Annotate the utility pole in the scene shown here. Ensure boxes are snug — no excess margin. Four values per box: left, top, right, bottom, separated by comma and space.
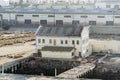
55, 68, 57, 77
2, 65, 4, 74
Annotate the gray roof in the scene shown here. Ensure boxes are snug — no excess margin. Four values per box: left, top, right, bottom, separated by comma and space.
90, 26, 120, 40
36, 26, 83, 37
90, 26, 120, 35
0, 7, 120, 15
41, 46, 74, 52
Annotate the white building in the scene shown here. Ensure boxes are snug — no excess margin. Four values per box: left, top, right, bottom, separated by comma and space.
90, 26, 120, 54
95, 0, 120, 9
9, 0, 95, 6
90, 39, 120, 54
0, 0, 9, 6
35, 25, 91, 59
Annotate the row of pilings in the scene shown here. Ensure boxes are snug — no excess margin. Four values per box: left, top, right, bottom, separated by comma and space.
78, 69, 94, 79
16, 58, 81, 76
0, 57, 34, 74
80, 63, 120, 80
3, 63, 21, 74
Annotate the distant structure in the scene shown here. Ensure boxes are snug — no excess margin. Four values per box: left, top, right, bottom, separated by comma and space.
0, 7, 120, 27
0, 0, 9, 6
90, 25, 120, 54
35, 25, 91, 59
9, 0, 95, 7
1, 0, 120, 27
95, 0, 120, 9
0, 14, 2, 27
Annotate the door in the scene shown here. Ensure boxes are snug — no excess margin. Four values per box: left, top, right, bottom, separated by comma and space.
53, 40, 56, 46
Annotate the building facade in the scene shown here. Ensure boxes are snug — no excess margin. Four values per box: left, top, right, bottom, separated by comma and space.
35, 25, 91, 59
95, 0, 120, 9
90, 26, 120, 54
90, 39, 120, 54
1, 7, 120, 26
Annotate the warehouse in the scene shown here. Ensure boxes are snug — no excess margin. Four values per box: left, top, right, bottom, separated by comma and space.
90, 26, 120, 54
0, 7, 120, 26
95, 0, 120, 9
35, 25, 91, 59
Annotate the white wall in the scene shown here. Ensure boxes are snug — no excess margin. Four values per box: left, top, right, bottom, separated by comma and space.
52, 5, 66, 9
36, 36, 82, 51
95, 2, 120, 9
90, 39, 120, 53
15, 13, 120, 26
38, 5, 51, 9
42, 51, 73, 59
2, 10, 117, 26
1, 13, 16, 20
2, 13, 9, 20
95, 2, 106, 8
68, 5, 83, 9
81, 26, 90, 57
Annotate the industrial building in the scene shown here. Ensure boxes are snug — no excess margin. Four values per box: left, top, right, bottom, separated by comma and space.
0, 0, 120, 27
35, 25, 91, 59
90, 26, 120, 54
95, 0, 120, 9
9, 0, 95, 7
0, 7, 120, 26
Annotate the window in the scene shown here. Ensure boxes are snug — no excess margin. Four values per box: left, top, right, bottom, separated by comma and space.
77, 40, 79, 45
40, 20, 47, 25
38, 39, 41, 43
81, 16, 88, 18
97, 16, 105, 18
106, 21, 114, 25
89, 21, 96, 25
65, 40, 68, 44
72, 20, 79, 25
72, 40, 75, 45
42, 39, 45, 43
25, 19, 31, 24
48, 15, 55, 17
115, 16, 120, 18
114, 5, 119, 9
32, 15, 39, 17
49, 39, 52, 44
64, 15, 71, 18
106, 5, 111, 8
56, 20, 63, 25
17, 15, 23, 17
61, 40, 63, 44
72, 52, 74, 56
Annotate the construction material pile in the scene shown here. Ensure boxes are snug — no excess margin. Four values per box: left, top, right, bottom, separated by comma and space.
0, 31, 35, 47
